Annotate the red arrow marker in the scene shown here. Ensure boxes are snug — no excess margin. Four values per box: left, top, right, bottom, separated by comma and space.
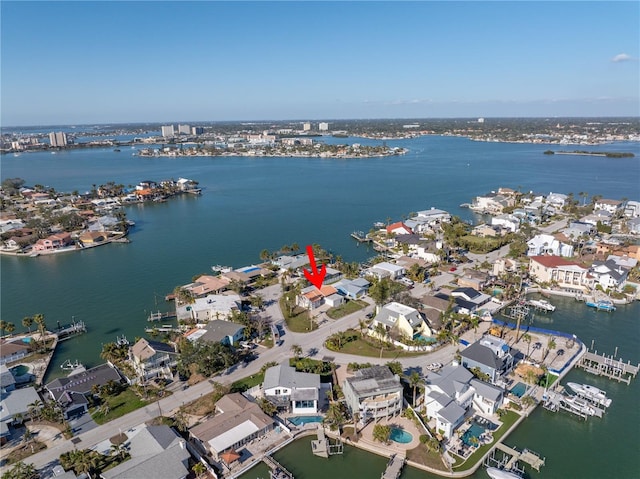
303, 244, 326, 290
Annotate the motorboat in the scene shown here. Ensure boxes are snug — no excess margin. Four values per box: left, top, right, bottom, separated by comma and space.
585, 299, 616, 312
486, 467, 523, 479
566, 382, 612, 407
526, 298, 556, 312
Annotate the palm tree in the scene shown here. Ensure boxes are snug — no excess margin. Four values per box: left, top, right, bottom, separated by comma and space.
28, 400, 42, 421
290, 344, 303, 360
425, 436, 441, 453
1, 461, 38, 479
522, 333, 532, 359
544, 337, 557, 361
22, 316, 33, 334
33, 313, 47, 339
409, 371, 421, 407
372, 424, 391, 444
192, 462, 207, 478
4, 322, 15, 336
469, 316, 479, 340
358, 319, 368, 339
0, 320, 6, 336
110, 442, 129, 460
325, 402, 346, 431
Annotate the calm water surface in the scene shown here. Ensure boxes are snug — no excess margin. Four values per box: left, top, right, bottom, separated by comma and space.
2, 136, 639, 477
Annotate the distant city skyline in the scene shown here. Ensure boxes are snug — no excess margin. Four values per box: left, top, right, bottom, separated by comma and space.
1, 1, 639, 126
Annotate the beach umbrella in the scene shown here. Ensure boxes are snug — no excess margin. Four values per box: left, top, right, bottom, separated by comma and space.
220, 449, 241, 464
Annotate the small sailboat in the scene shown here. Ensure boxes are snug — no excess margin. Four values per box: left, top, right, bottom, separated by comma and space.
60, 359, 82, 370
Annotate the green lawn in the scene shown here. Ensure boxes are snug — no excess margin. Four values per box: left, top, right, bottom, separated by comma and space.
231, 372, 265, 392
279, 294, 317, 333
326, 300, 367, 319
338, 336, 427, 359
452, 410, 521, 471
91, 388, 148, 425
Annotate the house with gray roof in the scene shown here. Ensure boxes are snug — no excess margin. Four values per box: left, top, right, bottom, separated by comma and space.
101, 424, 190, 479
460, 336, 515, 384
130, 338, 178, 382
333, 278, 370, 299
423, 364, 504, 439
371, 302, 431, 343
0, 364, 16, 392
45, 363, 122, 418
343, 365, 403, 422
0, 386, 41, 425
183, 320, 245, 346
262, 363, 321, 414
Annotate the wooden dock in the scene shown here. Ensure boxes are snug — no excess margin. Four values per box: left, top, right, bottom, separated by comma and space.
351, 231, 372, 242
311, 426, 343, 458
147, 310, 177, 322
381, 454, 405, 479
542, 388, 605, 420
494, 443, 545, 472
56, 320, 87, 341
576, 349, 639, 385
263, 455, 294, 479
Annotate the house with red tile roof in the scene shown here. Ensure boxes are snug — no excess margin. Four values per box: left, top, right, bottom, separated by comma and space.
32, 232, 73, 251
528, 256, 592, 292
296, 285, 340, 309
386, 222, 413, 235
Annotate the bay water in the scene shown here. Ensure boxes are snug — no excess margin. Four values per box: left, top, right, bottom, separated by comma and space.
1, 135, 639, 477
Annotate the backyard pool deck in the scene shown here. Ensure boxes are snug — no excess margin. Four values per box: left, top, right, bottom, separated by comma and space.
357, 416, 421, 453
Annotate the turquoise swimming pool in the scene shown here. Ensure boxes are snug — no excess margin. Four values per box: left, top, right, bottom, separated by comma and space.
389, 428, 413, 444
288, 415, 323, 426
462, 423, 485, 447
510, 382, 528, 398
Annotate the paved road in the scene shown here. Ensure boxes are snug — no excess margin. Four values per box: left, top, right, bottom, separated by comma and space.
25, 239, 538, 473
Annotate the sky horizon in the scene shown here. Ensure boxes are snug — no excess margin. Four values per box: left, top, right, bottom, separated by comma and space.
2, 1, 639, 126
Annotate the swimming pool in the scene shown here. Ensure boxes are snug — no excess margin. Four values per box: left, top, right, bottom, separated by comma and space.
510, 382, 528, 398
462, 423, 485, 447
288, 415, 323, 426
414, 334, 436, 344
389, 428, 413, 444
10, 364, 29, 376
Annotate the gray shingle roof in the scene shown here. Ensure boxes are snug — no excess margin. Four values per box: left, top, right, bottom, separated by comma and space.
263, 364, 320, 391
460, 343, 504, 370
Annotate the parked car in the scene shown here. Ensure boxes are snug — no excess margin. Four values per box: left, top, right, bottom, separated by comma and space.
449, 266, 457, 272
427, 362, 443, 371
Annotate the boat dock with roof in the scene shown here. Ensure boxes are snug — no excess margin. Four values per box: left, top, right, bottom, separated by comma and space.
484, 443, 545, 475
543, 387, 605, 420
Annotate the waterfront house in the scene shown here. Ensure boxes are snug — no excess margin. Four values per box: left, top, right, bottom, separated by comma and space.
408, 208, 452, 232
450, 288, 492, 314
528, 255, 591, 293
272, 254, 309, 272
589, 259, 630, 292
130, 338, 178, 382
78, 231, 107, 245
32, 232, 73, 252
423, 364, 504, 439
0, 340, 31, 365
460, 336, 516, 385
190, 393, 274, 462
324, 266, 343, 284
371, 302, 431, 343
184, 320, 245, 346
627, 217, 640, 234
262, 363, 321, 414
182, 275, 232, 298
471, 192, 514, 214
178, 293, 242, 322
343, 365, 403, 422
45, 363, 122, 419
386, 222, 413, 236
0, 386, 41, 426
527, 234, 574, 257
101, 424, 190, 479
333, 278, 370, 299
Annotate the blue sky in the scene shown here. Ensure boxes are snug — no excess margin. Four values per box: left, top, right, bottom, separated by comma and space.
1, 1, 638, 125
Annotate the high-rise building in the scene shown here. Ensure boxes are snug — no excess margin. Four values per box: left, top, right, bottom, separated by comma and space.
303, 122, 312, 131
49, 132, 67, 147
178, 124, 191, 135
191, 126, 204, 135
161, 125, 175, 137
319, 122, 329, 131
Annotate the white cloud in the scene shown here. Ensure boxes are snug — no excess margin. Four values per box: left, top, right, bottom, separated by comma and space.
611, 53, 635, 62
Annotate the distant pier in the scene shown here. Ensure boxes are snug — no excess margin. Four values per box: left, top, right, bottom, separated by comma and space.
56, 320, 87, 341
